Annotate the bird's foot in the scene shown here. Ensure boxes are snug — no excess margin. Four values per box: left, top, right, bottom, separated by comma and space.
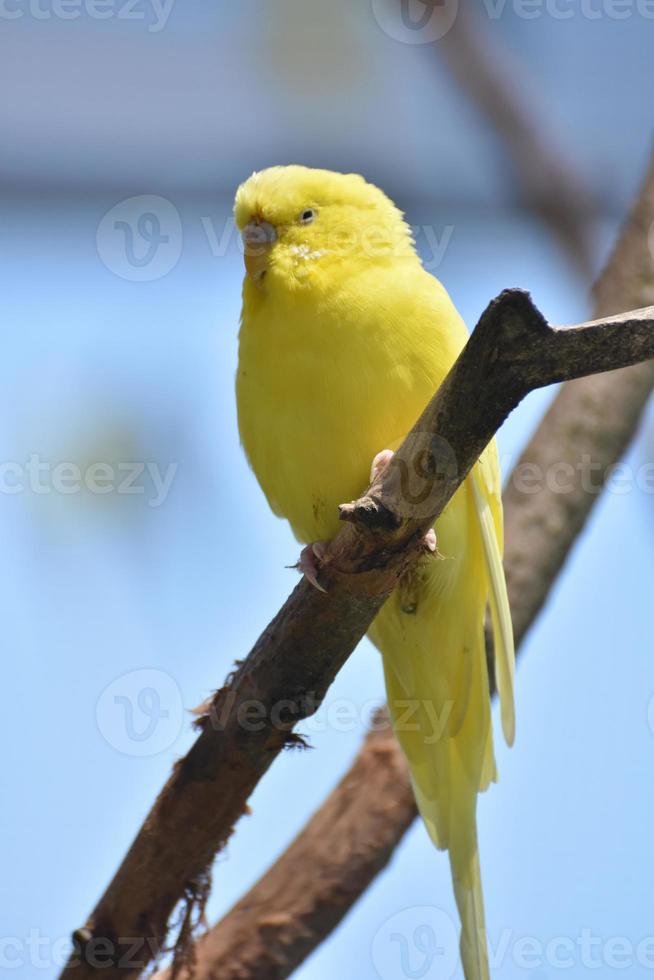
369, 448, 395, 482
423, 527, 438, 554
295, 540, 328, 593
370, 448, 437, 555
295, 447, 437, 594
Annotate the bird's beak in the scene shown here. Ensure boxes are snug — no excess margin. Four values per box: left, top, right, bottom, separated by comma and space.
241, 220, 277, 283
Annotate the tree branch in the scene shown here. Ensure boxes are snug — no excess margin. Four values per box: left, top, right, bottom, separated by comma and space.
61, 190, 654, 980
156, 157, 654, 980
436, 0, 599, 277
505, 159, 654, 644
159, 710, 415, 980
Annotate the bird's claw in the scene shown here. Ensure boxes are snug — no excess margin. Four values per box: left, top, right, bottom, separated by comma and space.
423, 527, 437, 554
295, 540, 328, 593
370, 448, 395, 483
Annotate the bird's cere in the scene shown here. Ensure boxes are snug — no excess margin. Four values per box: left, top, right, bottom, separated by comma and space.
241, 220, 277, 283
241, 220, 277, 247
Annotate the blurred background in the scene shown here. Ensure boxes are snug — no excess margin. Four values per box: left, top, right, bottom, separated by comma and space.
2, 2, 654, 978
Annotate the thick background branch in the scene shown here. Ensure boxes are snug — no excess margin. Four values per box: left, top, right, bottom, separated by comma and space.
62, 168, 654, 980
505, 159, 654, 645
164, 157, 654, 980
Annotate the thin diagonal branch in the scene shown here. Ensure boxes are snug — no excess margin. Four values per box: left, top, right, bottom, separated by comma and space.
159, 156, 654, 980
60, 184, 654, 980
437, 0, 599, 277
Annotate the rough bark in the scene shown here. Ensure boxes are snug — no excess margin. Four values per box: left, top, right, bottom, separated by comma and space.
157, 711, 414, 980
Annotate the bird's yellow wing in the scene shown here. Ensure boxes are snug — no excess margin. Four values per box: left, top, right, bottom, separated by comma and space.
472, 447, 516, 746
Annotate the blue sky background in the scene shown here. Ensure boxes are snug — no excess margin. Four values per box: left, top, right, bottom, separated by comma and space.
1, 3, 654, 978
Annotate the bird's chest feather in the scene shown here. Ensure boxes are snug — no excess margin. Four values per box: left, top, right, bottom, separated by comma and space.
237, 288, 436, 544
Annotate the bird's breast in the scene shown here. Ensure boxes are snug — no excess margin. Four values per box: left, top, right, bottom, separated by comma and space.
236, 269, 461, 544
238, 328, 424, 544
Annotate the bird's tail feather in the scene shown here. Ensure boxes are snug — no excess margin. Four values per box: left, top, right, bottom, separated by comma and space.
452, 837, 490, 980
381, 587, 494, 980
374, 464, 516, 980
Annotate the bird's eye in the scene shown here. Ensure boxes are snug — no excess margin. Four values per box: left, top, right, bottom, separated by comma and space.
299, 208, 316, 224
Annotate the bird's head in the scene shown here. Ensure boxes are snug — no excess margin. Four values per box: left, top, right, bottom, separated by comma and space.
234, 165, 415, 292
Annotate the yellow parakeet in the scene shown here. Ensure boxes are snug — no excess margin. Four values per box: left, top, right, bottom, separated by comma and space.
234, 165, 515, 980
